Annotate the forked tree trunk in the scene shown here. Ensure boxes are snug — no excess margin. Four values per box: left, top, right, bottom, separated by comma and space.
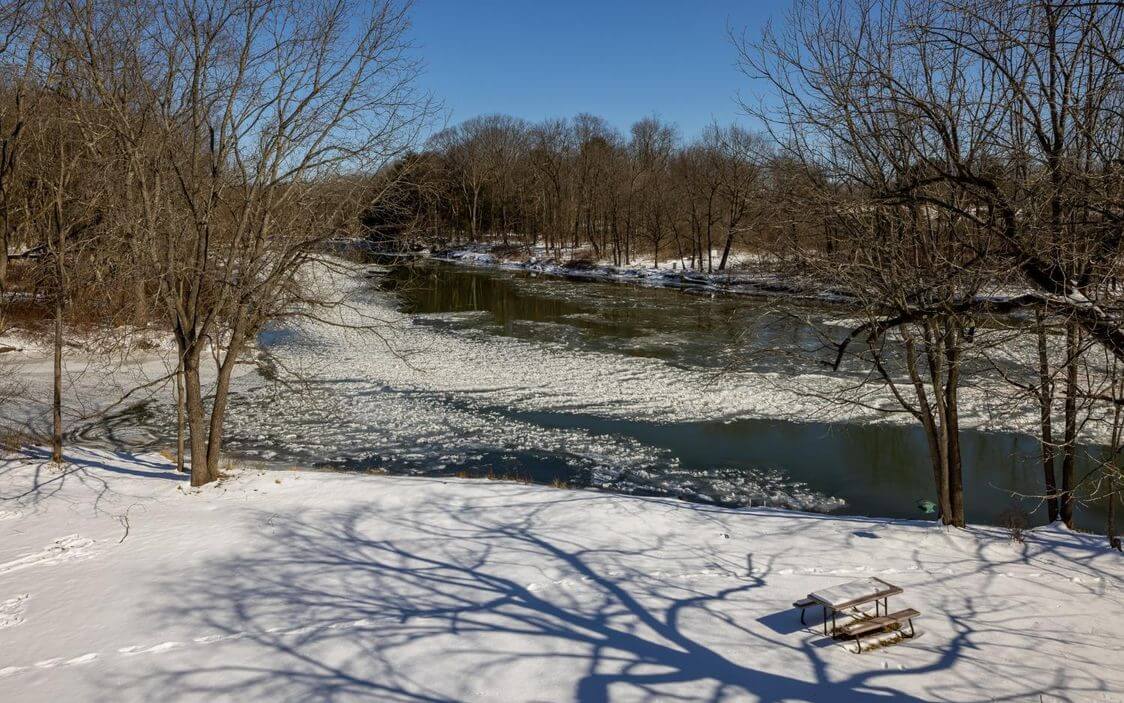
905, 336, 953, 523
925, 327, 955, 525
177, 321, 250, 486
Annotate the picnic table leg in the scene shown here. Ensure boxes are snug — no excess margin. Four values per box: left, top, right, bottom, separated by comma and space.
832, 611, 837, 637
822, 606, 828, 637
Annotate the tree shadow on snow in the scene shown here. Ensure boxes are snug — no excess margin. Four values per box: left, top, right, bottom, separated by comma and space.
121, 490, 1106, 702
0, 446, 183, 508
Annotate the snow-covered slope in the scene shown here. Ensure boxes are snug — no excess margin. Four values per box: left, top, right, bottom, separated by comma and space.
1, 447, 1120, 702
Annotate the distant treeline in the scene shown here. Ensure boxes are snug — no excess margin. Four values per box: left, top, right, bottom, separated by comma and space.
364, 114, 819, 272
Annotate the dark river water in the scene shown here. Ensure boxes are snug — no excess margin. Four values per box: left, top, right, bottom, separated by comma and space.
80, 260, 1112, 531
381, 263, 825, 372
377, 263, 1111, 531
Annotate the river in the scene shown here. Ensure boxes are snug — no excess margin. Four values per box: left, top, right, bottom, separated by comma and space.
82, 259, 1111, 530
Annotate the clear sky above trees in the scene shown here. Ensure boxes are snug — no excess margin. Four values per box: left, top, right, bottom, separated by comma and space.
409, 0, 784, 140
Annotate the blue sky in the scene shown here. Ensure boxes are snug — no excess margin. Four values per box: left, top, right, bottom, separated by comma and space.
409, 0, 788, 142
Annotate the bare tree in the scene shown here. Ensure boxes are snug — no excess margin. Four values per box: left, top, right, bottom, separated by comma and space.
0, 0, 41, 293
739, 0, 1123, 527
58, 0, 429, 486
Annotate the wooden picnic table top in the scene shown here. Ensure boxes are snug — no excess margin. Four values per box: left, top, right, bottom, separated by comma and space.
807, 577, 903, 611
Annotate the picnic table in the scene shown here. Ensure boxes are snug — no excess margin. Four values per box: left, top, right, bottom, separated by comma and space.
804, 577, 903, 637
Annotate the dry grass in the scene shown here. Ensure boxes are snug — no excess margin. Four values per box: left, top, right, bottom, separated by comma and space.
218, 455, 238, 478
998, 506, 1029, 543
452, 468, 535, 485
0, 428, 31, 453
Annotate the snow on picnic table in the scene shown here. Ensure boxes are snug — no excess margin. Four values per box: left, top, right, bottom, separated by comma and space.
0, 447, 1121, 702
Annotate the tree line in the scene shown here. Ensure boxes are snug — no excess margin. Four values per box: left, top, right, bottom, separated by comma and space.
368, 113, 801, 272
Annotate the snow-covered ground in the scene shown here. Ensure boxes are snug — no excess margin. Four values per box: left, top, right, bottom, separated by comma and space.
0, 447, 1120, 702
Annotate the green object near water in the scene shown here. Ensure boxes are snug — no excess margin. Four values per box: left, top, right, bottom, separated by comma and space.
917, 499, 938, 515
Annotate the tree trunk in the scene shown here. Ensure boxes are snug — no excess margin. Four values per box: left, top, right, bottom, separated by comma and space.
718, 208, 738, 271
705, 197, 714, 273
0, 222, 8, 292
1036, 310, 1059, 522
175, 353, 187, 473
1108, 474, 1118, 549
202, 329, 246, 480
718, 228, 735, 271
1061, 319, 1079, 528
944, 323, 964, 527
181, 346, 212, 487
51, 208, 66, 464
469, 186, 479, 242
51, 294, 63, 464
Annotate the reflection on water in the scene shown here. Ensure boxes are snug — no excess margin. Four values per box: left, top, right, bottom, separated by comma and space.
380, 263, 826, 372
512, 410, 1110, 529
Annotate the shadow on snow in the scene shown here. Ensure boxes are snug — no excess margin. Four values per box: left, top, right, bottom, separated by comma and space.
115, 487, 1111, 702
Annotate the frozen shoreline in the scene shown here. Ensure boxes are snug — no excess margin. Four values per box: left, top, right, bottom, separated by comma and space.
0, 446, 1120, 701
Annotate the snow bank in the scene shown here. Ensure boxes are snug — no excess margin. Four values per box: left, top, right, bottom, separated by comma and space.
0, 447, 1120, 702
430, 243, 836, 301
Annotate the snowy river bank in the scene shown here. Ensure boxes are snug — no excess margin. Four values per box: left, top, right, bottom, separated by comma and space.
0, 446, 1121, 702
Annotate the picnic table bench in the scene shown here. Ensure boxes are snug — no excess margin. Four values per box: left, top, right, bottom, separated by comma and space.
838, 608, 920, 651
794, 577, 920, 650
